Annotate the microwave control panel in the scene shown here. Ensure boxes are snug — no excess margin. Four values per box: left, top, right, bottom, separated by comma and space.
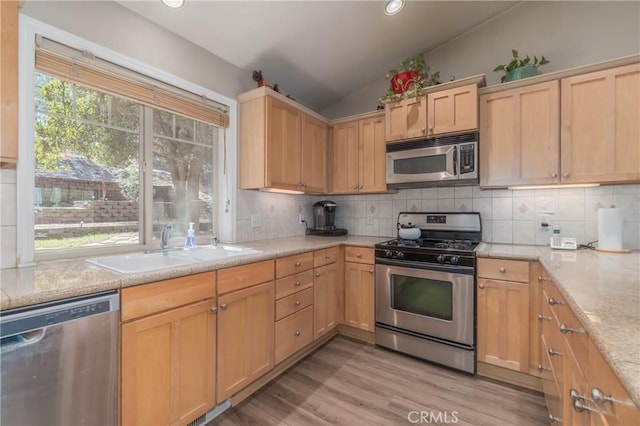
459, 143, 476, 175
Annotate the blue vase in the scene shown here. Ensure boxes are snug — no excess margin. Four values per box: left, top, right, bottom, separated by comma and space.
505, 65, 538, 82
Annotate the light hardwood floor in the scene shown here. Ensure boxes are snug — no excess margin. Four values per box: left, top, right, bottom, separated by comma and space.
212, 336, 549, 426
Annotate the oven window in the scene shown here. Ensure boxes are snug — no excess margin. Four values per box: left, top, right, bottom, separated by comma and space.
393, 154, 446, 175
390, 275, 453, 320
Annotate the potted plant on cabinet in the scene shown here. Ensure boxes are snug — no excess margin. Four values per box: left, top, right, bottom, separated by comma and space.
493, 49, 550, 83
381, 53, 441, 102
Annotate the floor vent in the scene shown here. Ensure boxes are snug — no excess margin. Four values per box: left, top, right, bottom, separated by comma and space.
187, 399, 232, 426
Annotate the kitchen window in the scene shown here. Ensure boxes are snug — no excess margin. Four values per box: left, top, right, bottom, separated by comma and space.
18, 30, 232, 264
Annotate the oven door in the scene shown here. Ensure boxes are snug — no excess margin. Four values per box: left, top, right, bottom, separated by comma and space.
375, 261, 474, 346
386, 144, 457, 185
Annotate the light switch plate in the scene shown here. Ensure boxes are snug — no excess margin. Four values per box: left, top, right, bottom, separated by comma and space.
250, 214, 261, 227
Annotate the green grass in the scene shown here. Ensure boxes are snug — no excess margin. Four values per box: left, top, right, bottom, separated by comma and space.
35, 232, 138, 249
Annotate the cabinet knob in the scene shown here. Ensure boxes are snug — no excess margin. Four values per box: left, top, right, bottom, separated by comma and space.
563, 172, 570, 178
302, 183, 307, 188
559, 323, 584, 334
356, 253, 362, 258
220, 303, 227, 311
298, 182, 303, 187
591, 388, 614, 405
537, 364, 550, 372
537, 275, 550, 283
421, 127, 426, 133
551, 173, 558, 179
548, 347, 562, 356
548, 297, 560, 306
315, 272, 321, 277
294, 300, 301, 306
538, 314, 552, 321
428, 126, 433, 132
294, 331, 301, 336
210, 306, 218, 314
358, 184, 363, 190
353, 184, 359, 190
294, 281, 301, 287
548, 414, 561, 424
325, 254, 331, 259
479, 283, 485, 289
295, 261, 301, 267
499, 267, 506, 273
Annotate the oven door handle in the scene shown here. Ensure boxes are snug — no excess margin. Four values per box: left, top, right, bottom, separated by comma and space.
375, 258, 475, 275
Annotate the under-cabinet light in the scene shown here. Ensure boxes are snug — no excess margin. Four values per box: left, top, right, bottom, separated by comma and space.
507, 183, 600, 190
384, 0, 405, 16
259, 188, 305, 195
161, 0, 184, 8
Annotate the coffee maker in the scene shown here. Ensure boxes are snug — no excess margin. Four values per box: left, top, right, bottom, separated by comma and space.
307, 200, 348, 236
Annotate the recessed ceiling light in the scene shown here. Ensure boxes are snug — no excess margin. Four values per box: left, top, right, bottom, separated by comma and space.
161, 0, 184, 9
384, 0, 405, 16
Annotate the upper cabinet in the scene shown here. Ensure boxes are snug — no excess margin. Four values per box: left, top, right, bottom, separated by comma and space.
480, 62, 640, 188
238, 88, 328, 193
331, 113, 386, 194
0, 0, 19, 167
480, 81, 560, 187
560, 63, 640, 184
384, 76, 484, 143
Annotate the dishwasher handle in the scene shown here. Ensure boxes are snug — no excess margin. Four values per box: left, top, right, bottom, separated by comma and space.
0, 291, 119, 339
1, 329, 46, 353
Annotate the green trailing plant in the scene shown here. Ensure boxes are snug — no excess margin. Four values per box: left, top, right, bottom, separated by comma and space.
381, 52, 441, 102
493, 49, 550, 82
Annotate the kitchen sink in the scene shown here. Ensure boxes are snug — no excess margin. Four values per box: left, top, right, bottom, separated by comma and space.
86, 245, 262, 274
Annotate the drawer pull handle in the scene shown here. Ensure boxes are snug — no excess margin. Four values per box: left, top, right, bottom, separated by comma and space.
325, 254, 331, 259
548, 414, 561, 424
294, 281, 301, 287
356, 253, 362, 258
210, 306, 218, 314
479, 283, 485, 289
316, 272, 321, 277
499, 267, 506, 273
295, 261, 301, 267
537, 364, 550, 372
220, 304, 227, 311
591, 388, 614, 405
538, 314, 552, 321
369, 269, 374, 274
548, 297, 560, 305
294, 300, 301, 306
559, 323, 584, 334
548, 348, 562, 356
570, 389, 585, 401
538, 275, 551, 283
572, 398, 592, 413
294, 331, 301, 336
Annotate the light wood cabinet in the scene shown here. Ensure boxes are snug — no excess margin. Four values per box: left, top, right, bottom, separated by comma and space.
274, 306, 314, 364
560, 63, 640, 184
344, 247, 375, 332
238, 88, 328, 193
121, 273, 216, 426
0, 0, 18, 166
427, 83, 478, 136
217, 262, 275, 402
477, 259, 530, 373
385, 96, 427, 142
332, 114, 386, 194
313, 262, 338, 339
479, 81, 560, 188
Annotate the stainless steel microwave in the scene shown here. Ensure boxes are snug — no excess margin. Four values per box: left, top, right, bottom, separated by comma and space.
386, 132, 478, 188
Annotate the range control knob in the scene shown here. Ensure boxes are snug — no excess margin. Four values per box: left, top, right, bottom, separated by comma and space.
437, 254, 446, 264
395, 251, 404, 259
450, 256, 460, 265
385, 250, 394, 258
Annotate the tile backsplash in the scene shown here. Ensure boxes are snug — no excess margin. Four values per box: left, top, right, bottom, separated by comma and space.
328, 184, 640, 250
0, 169, 17, 269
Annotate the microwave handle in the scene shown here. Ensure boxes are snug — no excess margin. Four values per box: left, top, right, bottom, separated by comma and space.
453, 146, 458, 176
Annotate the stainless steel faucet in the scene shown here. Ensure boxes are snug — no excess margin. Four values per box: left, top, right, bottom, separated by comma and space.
160, 223, 173, 249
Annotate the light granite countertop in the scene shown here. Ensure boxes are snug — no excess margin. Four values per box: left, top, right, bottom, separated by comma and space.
0, 235, 385, 310
477, 243, 640, 407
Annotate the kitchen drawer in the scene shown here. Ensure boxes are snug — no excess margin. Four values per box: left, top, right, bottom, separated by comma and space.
275, 306, 314, 364
218, 260, 274, 295
275, 287, 314, 321
276, 252, 314, 279
313, 247, 338, 268
477, 258, 529, 283
121, 272, 215, 321
344, 246, 374, 264
275, 270, 314, 299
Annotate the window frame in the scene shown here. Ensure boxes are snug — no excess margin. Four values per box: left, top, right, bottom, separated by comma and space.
18, 16, 238, 266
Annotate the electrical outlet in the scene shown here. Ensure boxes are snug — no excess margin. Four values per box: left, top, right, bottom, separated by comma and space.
299, 214, 305, 224
367, 213, 374, 225
539, 214, 552, 230
250, 214, 261, 227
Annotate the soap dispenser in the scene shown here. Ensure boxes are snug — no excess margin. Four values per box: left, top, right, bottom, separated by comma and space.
185, 222, 196, 249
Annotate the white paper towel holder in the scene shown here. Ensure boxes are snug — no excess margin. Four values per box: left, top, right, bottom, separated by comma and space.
595, 204, 631, 253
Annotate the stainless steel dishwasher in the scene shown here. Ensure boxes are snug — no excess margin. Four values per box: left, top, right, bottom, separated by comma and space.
1, 291, 119, 426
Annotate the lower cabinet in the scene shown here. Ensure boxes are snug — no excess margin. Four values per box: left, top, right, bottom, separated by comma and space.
275, 306, 314, 364
216, 261, 275, 402
477, 259, 530, 373
120, 273, 216, 426
313, 262, 338, 339
344, 248, 375, 332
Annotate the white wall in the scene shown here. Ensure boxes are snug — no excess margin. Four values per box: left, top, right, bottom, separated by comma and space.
322, 1, 640, 118
330, 185, 640, 250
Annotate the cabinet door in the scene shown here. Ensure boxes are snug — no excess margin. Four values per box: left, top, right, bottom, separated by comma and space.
359, 116, 387, 193
344, 262, 375, 332
427, 84, 477, 136
313, 263, 338, 339
332, 121, 360, 193
217, 281, 274, 402
121, 299, 216, 426
477, 278, 530, 372
385, 97, 427, 142
266, 97, 301, 191
480, 81, 560, 188
0, 0, 18, 166
561, 63, 640, 184
300, 114, 327, 193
